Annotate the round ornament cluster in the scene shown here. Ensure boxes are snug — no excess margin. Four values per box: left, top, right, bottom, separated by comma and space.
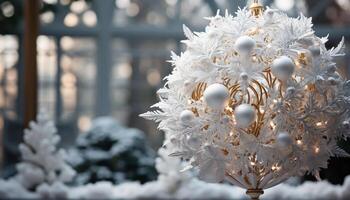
141, 7, 350, 190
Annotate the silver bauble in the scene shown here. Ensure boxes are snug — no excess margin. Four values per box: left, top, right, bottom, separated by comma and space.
276, 132, 293, 147
240, 72, 249, 81
342, 120, 350, 130
286, 87, 296, 96
204, 83, 229, 109
271, 56, 295, 81
234, 36, 256, 54
309, 46, 320, 57
180, 110, 195, 123
187, 135, 201, 149
234, 104, 256, 128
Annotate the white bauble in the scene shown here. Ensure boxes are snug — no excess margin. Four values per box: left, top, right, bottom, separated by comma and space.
180, 110, 195, 123
276, 132, 292, 147
316, 75, 325, 84
234, 36, 256, 54
271, 56, 295, 81
187, 135, 201, 149
222, 116, 230, 124
184, 80, 191, 87
327, 77, 339, 85
309, 46, 320, 57
204, 83, 229, 109
326, 65, 337, 74
240, 72, 249, 81
265, 8, 275, 19
342, 120, 350, 130
234, 104, 256, 128
286, 86, 296, 96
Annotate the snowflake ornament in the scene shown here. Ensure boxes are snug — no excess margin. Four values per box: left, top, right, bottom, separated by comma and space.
141, 2, 350, 199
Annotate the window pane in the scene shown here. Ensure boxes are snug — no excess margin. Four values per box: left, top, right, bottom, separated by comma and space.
112, 38, 177, 146
60, 36, 96, 133
37, 35, 57, 119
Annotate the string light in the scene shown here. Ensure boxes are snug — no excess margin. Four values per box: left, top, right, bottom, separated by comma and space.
316, 122, 323, 127
296, 140, 303, 145
314, 146, 320, 154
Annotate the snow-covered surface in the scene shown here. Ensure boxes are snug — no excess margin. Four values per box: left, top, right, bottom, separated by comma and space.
1, 122, 350, 199
2, 172, 350, 199
67, 177, 350, 200
68, 141, 350, 200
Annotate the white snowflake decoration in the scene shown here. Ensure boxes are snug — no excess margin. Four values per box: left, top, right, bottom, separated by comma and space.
141, 3, 350, 199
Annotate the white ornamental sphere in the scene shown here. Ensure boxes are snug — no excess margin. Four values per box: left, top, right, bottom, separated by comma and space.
276, 132, 293, 147
286, 87, 296, 96
309, 46, 320, 57
187, 135, 201, 149
184, 80, 191, 87
180, 110, 195, 123
271, 56, 295, 81
316, 75, 325, 84
234, 104, 256, 128
234, 36, 256, 53
240, 72, 249, 81
342, 120, 350, 130
204, 83, 229, 109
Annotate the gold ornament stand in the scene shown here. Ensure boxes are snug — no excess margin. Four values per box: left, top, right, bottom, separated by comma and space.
246, 2, 264, 200
246, 189, 264, 200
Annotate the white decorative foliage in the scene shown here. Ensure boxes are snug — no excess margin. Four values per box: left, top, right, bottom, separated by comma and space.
141, 5, 350, 192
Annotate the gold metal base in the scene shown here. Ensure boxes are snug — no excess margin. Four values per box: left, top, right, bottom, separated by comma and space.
246, 189, 264, 200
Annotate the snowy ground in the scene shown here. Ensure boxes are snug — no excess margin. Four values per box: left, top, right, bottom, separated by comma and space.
1, 116, 350, 199
67, 176, 350, 200
2, 175, 350, 199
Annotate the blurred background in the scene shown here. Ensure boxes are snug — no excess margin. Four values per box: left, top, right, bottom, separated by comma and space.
0, 0, 349, 185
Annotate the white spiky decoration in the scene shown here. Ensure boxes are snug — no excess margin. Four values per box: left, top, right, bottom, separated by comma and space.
15, 112, 76, 190
141, 2, 350, 199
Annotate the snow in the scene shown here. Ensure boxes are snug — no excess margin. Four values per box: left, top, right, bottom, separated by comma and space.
0, 179, 37, 199
68, 139, 350, 200
67, 176, 350, 200
1, 116, 350, 199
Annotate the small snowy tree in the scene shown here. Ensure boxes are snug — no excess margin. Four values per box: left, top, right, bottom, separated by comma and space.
67, 117, 157, 185
14, 112, 76, 191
